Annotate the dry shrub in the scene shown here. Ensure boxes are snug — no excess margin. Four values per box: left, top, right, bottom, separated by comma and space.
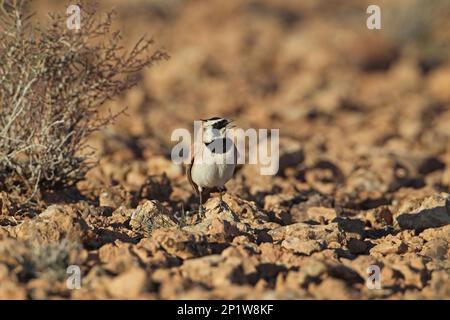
0, 0, 168, 205
15, 239, 82, 283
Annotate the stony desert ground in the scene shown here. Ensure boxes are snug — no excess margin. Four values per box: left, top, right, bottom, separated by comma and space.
1, 0, 450, 299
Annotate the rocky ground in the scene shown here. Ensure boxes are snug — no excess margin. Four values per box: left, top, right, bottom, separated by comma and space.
1, 0, 450, 299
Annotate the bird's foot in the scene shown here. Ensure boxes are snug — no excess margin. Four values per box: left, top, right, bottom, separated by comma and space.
196, 205, 205, 222
216, 199, 231, 212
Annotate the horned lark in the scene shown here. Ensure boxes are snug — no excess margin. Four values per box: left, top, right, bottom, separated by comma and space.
186, 117, 237, 217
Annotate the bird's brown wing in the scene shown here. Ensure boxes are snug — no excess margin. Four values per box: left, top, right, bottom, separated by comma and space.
186, 144, 211, 203
186, 146, 200, 195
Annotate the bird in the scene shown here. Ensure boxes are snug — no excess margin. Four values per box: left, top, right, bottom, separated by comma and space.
186, 117, 237, 218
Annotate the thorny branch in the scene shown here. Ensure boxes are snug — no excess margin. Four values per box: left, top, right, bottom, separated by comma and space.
0, 0, 169, 206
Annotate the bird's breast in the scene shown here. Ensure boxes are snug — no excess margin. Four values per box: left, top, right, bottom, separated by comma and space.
190, 138, 236, 188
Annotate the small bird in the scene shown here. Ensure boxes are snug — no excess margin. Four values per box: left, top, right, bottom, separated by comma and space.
186, 117, 237, 218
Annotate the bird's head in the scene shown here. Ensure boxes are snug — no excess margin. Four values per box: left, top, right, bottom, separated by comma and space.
200, 117, 234, 143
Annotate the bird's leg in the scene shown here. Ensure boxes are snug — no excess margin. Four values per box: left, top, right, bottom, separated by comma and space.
198, 187, 204, 219
219, 188, 223, 204
217, 187, 231, 212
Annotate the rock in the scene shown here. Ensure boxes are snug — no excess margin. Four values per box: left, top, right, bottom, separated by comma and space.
427, 67, 450, 103
425, 259, 450, 272
109, 206, 131, 225
392, 263, 425, 289
151, 270, 193, 299
340, 256, 380, 281
283, 271, 305, 289
406, 254, 427, 271
99, 186, 129, 209
138, 173, 173, 202
290, 194, 335, 223
310, 278, 358, 299
146, 155, 183, 178
347, 239, 368, 255
106, 267, 147, 299
334, 217, 365, 237
98, 159, 130, 183
326, 263, 365, 285
221, 246, 259, 277
217, 194, 269, 222
268, 222, 345, 246
428, 270, 450, 297
130, 200, 177, 236
210, 217, 242, 239
259, 243, 285, 264
0, 263, 9, 281
396, 193, 450, 231
420, 239, 448, 260
98, 241, 141, 273
180, 254, 247, 287
126, 167, 148, 190
405, 236, 424, 252
27, 278, 52, 300
306, 207, 337, 223
380, 266, 402, 288
370, 236, 408, 256
327, 241, 341, 249
282, 238, 323, 255
379, 207, 394, 225
255, 263, 286, 282
419, 225, 450, 242
278, 137, 304, 172
351, 34, 398, 71
304, 163, 341, 194
264, 193, 298, 211
204, 198, 239, 222
152, 229, 209, 259
379, 254, 428, 289
0, 280, 27, 299
301, 258, 328, 278
370, 241, 405, 256
13, 205, 88, 244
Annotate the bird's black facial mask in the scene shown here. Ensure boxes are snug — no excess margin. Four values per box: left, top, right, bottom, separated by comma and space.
211, 119, 229, 130
202, 118, 233, 143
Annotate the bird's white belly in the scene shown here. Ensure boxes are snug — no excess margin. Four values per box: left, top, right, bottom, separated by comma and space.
191, 162, 235, 189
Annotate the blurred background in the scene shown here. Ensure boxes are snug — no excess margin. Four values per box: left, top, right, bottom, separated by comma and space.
28, 0, 450, 206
